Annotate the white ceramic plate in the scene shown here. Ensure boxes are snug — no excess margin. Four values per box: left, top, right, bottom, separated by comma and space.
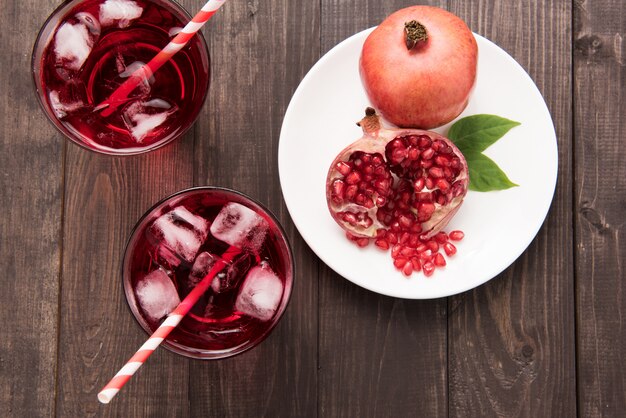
278, 28, 558, 299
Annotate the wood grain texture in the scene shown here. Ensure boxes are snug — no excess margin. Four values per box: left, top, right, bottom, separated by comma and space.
318, 2, 448, 417
0, 0, 63, 416
188, 1, 320, 416
55, 139, 196, 417
573, 0, 626, 416
447, 1, 576, 416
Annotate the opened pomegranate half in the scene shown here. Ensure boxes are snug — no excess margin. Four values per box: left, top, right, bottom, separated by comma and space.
326, 108, 468, 244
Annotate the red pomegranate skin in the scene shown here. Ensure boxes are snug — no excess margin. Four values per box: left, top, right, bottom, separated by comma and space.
360, 6, 478, 129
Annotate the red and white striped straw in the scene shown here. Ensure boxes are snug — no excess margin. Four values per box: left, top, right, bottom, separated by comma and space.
96, 0, 227, 117
97, 246, 240, 404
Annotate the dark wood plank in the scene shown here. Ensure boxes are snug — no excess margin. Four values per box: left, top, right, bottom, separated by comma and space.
574, 1, 626, 416
447, 1, 576, 416
188, 1, 320, 416
318, 2, 448, 417
56, 142, 195, 417
0, 0, 63, 416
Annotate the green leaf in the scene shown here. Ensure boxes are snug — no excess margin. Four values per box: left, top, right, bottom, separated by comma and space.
448, 114, 520, 154
464, 151, 519, 192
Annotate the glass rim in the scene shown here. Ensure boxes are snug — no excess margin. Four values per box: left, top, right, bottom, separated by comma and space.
121, 186, 296, 360
31, 0, 210, 156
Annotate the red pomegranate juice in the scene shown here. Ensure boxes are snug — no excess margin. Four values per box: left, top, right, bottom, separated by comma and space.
34, 0, 209, 154
123, 188, 293, 359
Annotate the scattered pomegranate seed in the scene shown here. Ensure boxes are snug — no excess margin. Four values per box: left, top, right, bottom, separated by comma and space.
423, 262, 435, 277
402, 262, 413, 276
433, 253, 446, 267
449, 230, 464, 241
443, 242, 456, 256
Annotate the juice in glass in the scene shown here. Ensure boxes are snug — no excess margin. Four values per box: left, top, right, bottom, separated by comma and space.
122, 187, 294, 359
32, 0, 210, 155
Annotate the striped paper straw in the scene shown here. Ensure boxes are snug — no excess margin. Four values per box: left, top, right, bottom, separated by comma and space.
97, 245, 240, 404
96, 0, 227, 117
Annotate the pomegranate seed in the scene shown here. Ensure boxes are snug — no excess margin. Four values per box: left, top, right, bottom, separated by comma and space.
345, 171, 361, 185
400, 232, 410, 245
398, 214, 413, 228
416, 243, 428, 253
423, 262, 435, 277
434, 231, 448, 244
410, 257, 422, 271
336, 161, 352, 175
443, 242, 457, 256
356, 212, 373, 228
419, 249, 433, 261
416, 192, 432, 202
436, 179, 450, 192
449, 230, 465, 241
425, 177, 434, 190
421, 148, 435, 160
391, 147, 407, 164
417, 202, 435, 222
408, 148, 420, 160
393, 257, 407, 270
435, 155, 450, 167
356, 238, 369, 247
400, 246, 415, 257
345, 185, 357, 200
451, 181, 464, 197
427, 240, 439, 252
408, 233, 419, 247
391, 244, 402, 258
402, 262, 413, 276
387, 232, 398, 244
433, 253, 446, 267
432, 139, 446, 151
375, 238, 389, 250
374, 178, 390, 192
341, 211, 357, 224
428, 167, 444, 178
418, 136, 432, 149
413, 178, 425, 192
421, 159, 433, 169
331, 179, 345, 202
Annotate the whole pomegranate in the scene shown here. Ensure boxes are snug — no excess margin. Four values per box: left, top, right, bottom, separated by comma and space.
326, 108, 468, 244
360, 6, 478, 129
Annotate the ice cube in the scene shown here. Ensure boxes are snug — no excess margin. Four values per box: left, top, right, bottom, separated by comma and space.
75, 12, 101, 36
211, 252, 254, 293
122, 99, 177, 142
148, 206, 209, 265
210, 203, 268, 251
235, 264, 283, 321
135, 268, 180, 321
49, 90, 84, 119
189, 251, 221, 287
54, 21, 94, 71
99, 0, 143, 28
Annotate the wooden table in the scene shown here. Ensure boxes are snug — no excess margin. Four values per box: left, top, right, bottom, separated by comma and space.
1, 0, 624, 416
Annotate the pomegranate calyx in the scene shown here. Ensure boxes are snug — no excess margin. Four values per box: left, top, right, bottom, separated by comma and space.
356, 107, 382, 135
404, 20, 428, 50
